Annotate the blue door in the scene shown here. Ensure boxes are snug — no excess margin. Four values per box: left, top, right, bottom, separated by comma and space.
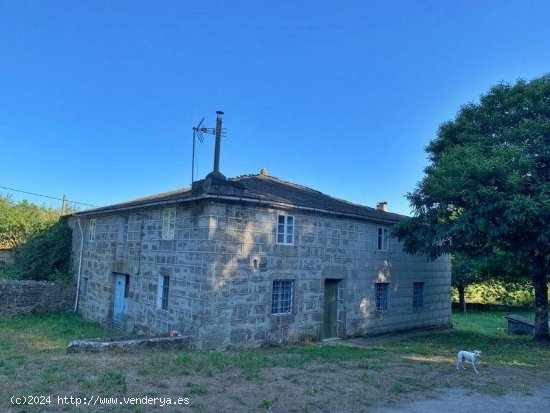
113, 273, 128, 328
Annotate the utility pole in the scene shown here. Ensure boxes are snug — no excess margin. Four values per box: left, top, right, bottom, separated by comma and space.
61, 194, 68, 214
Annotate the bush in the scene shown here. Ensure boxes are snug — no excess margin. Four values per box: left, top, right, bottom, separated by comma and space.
1, 219, 72, 282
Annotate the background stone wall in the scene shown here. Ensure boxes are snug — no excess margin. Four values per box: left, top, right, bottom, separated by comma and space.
0, 280, 76, 316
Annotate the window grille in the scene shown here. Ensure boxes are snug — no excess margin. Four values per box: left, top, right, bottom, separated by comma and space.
413, 282, 424, 308
272, 280, 293, 315
376, 282, 389, 311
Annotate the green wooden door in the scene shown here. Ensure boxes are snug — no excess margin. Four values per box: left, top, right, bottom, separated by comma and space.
323, 280, 339, 338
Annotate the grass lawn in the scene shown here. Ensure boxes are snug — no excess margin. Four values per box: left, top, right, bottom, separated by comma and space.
0, 311, 549, 412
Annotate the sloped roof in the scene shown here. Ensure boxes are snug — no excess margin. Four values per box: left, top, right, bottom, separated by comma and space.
75, 174, 405, 223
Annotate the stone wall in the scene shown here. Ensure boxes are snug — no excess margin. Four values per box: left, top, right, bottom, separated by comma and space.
0, 280, 76, 316
70, 199, 451, 349
69, 203, 213, 337
198, 202, 451, 348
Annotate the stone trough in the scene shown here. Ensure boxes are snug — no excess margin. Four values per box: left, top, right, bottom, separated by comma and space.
67, 335, 193, 353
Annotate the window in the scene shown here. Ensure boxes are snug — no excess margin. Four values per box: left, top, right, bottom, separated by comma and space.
377, 227, 389, 251
162, 208, 176, 240
375, 282, 389, 311
89, 219, 96, 241
157, 275, 170, 311
81, 277, 88, 297
271, 280, 293, 315
122, 216, 129, 243
277, 214, 294, 245
413, 282, 424, 308
124, 274, 130, 299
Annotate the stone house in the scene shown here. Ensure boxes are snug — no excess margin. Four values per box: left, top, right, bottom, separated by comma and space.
69, 171, 451, 349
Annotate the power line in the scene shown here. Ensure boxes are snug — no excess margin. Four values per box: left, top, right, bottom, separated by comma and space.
0, 185, 99, 208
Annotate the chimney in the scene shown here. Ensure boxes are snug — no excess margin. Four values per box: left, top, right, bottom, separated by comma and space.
376, 201, 388, 212
205, 110, 226, 181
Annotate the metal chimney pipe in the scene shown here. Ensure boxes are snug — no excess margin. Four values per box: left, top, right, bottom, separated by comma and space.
213, 111, 224, 174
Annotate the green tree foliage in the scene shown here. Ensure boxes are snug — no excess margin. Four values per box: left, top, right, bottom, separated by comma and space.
0, 195, 72, 282
0, 195, 59, 248
393, 75, 550, 341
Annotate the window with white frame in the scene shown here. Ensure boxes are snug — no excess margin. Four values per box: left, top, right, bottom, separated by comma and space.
375, 282, 389, 311
89, 219, 96, 241
122, 216, 129, 243
413, 282, 424, 308
277, 214, 294, 245
271, 280, 293, 315
157, 275, 170, 311
162, 208, 176, 240
377, 227, 389, 251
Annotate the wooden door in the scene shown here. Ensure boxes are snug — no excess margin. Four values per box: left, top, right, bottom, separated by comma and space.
323, 279, 339, 338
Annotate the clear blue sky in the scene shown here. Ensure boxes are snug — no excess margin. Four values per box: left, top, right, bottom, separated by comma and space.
1, 1, 549, 215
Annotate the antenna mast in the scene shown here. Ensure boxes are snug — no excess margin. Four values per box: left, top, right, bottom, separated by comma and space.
190, 111, 226, 184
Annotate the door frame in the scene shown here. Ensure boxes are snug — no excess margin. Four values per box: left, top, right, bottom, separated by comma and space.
322, 279, 341, 339
113, 273, 129, 328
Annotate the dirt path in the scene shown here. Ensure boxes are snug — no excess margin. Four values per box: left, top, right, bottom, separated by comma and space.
374, 387, 550, 413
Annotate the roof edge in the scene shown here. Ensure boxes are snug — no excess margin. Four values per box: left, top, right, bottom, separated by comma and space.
72, 193, 406, 224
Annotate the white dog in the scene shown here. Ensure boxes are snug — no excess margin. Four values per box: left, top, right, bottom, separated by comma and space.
456, 350, 481, 373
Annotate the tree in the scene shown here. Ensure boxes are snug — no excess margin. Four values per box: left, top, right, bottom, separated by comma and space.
0, 195, 59, 248
0, 195, 72, 281
393, 75, 550, 341
452, 254, 483, 314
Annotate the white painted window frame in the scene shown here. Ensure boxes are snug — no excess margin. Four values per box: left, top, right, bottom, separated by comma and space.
377, 227, 389, 251
276, 214, 295, 245
157, 275, 170, 311
89, 219, 96, 242
162, 208, 176, 240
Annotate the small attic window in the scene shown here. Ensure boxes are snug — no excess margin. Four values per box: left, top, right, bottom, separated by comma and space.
88, 219, 96, 242
162, 208, 176, 240
277, 214, 294, 245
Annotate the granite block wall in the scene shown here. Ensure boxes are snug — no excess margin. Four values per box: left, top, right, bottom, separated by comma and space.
70, 199, 451, 349
0, 280, 76, 316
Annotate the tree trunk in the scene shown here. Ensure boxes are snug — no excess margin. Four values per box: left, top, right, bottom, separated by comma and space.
532, 254, 549, 342
457, 284, 467, 314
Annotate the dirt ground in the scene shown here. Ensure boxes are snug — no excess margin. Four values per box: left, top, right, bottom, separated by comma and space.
374, 387, 550, 413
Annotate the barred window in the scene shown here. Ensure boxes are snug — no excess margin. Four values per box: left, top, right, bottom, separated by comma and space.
271, 280, 293, 315
413, 282, 424, 308
157, 275, 170, 311
89, 219, 96, 241
162, 208, 176, 240
377, 227, 389, 251
375, 282, 389, 311
277, 214, 294, 245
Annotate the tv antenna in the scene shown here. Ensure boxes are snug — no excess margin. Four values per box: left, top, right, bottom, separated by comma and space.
191, 112, 226, 184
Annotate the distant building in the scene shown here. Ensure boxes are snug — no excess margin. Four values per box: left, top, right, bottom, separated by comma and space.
69, 170, 451, 349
